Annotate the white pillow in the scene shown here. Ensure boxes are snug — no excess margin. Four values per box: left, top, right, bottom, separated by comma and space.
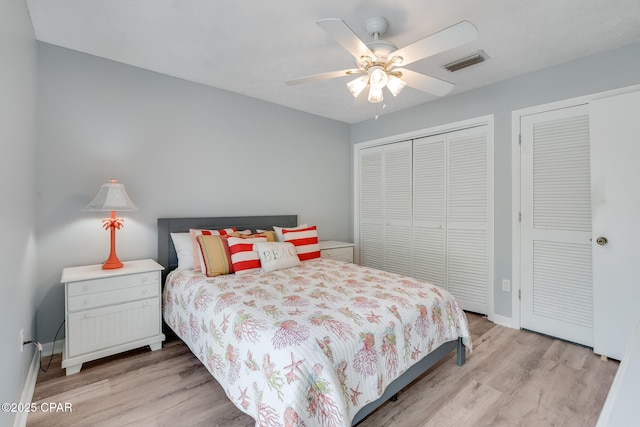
170, 232, 193, 270
273, 223, 308, 242
254, 242, 301, 273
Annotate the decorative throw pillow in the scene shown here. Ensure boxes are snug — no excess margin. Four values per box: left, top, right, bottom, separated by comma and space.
227, 236, 268, 275
229, 230, 276, 242
189, 228, 236, 272
282, 225, 321, 261
197, 234, 233, 277
170, 232, 194, 270
256, 230, 276, 242
254, 242, 301, 273
273, 223, 308, 242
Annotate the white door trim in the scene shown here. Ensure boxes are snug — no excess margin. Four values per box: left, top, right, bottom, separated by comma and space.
511, 83, 640, 330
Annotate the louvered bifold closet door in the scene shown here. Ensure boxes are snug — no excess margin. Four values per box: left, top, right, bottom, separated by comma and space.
447, 126, 489, 314
520, 104, 593, 346
359, 146, 384, 270
383, 141, 413, 276
413, 135, 446, 287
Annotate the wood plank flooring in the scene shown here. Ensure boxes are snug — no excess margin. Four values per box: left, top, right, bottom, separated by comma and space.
28, 314, 618, 427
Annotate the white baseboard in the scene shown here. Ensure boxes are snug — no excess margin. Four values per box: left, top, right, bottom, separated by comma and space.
13, 349, 40, 427
596, 318, 640, 427
489, 313, 514, 329
41, 338, 64, 356
12, 339, 65, 427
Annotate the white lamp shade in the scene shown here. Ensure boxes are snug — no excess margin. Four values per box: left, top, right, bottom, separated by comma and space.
83, 180, 138, 212
386, 75, 407, 97
367, 85, 384, 103
368, 66, 388, 90
347, 75, 369, 98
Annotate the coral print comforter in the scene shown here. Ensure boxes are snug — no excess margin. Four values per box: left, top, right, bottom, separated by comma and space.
162, 258, 471, 427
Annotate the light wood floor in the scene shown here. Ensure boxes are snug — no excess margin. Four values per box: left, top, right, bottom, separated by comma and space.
28, 314, 618, 427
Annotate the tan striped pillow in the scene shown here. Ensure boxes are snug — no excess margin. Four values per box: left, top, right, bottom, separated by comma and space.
228, 230, 277, 242
190, 228, 236, 272
197, 234, 233, 276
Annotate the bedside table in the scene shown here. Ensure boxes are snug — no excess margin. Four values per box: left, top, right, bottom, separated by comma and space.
61, 259, 165, 375
319, 241, 355, 263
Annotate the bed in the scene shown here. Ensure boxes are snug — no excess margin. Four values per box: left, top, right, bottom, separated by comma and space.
158, 215, 471, 426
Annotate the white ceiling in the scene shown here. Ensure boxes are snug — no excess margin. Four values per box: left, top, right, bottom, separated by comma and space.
26, 0, 640, 124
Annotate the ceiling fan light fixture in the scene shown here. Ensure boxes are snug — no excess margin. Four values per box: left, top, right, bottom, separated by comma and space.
389, 55, 403, 66
386, 75, 406, 97
292, 17, 479, 108
367, 85, 384, 103
347, 75, 369, 98
368, 66, 388, 90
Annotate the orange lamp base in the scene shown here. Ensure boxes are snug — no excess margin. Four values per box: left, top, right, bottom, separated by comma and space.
102, 211, 124, 270
102, 253, 124, 270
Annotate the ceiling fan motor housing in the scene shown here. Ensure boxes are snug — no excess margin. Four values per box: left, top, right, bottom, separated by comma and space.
365, 16, 389, 37
363, 17, 398, 64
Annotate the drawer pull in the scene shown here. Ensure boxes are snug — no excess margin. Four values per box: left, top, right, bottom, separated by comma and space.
84, 313, 92, 319
142, 277, 148, 283
142, 302, 148, 307
142, 289, 148, 294
83, 284, 90, 291
84, 299, 90, 305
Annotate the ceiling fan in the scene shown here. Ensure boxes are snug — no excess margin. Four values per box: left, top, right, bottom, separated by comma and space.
286, 17, 479, 103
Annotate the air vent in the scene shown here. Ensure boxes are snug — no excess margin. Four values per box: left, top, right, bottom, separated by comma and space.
444, 50, 488, 72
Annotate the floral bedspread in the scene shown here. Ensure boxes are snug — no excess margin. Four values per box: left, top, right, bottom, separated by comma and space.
162, 258, 471, 427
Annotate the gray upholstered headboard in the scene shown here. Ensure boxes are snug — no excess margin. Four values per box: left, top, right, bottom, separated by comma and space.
157, 215, 298, 282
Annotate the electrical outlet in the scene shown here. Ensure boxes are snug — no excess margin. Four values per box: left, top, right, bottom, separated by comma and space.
20, 329, 24, 353
501, 279, 511, 292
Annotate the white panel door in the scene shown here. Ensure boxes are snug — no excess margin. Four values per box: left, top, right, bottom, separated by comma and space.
447, 126, 489, 314
383, 141, 413, 276
591, 90, 640, 360
520, 104, 594, 346
359, 146, 384, 270
358, 142, 412, 274
413, 135, 447, 287
358, 121, 492, 316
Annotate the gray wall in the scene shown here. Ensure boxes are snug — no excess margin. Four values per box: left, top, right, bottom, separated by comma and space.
0, 1, 38, 426
35, 43, 352, 343
351, 41, 640, 318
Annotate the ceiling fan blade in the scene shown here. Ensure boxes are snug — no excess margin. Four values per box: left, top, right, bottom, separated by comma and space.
399, 69, 454, 97
286, 69, 362, 86
316, 18, 375, 60
392, 21, 479, 67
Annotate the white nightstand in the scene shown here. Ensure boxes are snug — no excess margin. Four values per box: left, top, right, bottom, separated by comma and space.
319, 241, 355, 263
61, 259, 165, 375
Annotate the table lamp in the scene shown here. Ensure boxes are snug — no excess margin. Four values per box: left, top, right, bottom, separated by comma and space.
83, 179, 138, 269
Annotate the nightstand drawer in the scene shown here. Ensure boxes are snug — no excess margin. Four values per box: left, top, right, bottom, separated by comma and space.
67, 298, 160, 357
67, 271, 158, 297
321, 246, 354, 263
68, 283, 159, 312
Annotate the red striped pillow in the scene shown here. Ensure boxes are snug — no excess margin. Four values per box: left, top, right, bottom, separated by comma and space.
190, 228, 236, 272
282, 225, 320, 261
227, 236, 268, 275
